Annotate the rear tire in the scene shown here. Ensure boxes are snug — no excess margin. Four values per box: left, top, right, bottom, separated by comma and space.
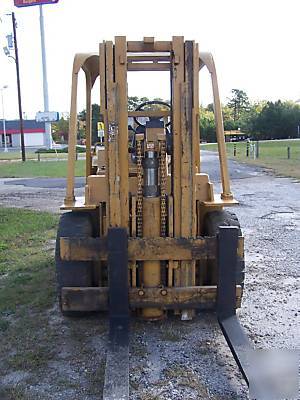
55, 212, 93, 316
203, 210, 245, 289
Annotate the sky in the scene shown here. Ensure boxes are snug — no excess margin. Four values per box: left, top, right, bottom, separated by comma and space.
0, 0, 299, 120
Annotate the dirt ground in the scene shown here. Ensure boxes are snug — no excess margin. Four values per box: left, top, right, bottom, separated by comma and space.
0, 152, 299, 399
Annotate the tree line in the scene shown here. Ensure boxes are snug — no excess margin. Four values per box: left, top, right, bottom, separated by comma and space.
52, 91, 300, 143
200, 89, 300, 142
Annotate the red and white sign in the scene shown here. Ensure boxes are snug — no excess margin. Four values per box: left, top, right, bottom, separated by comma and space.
14, 0, 59, 7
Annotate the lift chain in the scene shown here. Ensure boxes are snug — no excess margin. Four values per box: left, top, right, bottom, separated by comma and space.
136, 138, 143, 238
159, 140, 167, 237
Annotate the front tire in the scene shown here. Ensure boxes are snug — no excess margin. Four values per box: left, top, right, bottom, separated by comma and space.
55, 212, 93, 316
203, 210, 245, 289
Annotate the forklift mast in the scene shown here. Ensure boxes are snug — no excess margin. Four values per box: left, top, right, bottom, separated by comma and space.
57, 37, 257, 398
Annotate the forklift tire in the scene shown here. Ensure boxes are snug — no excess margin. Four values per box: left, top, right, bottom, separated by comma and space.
203, 210, 245, 288
55, 212, 93, 316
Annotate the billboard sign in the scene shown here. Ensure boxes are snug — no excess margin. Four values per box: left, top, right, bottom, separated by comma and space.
36, 111, 59, 123
14, 0, 59, 7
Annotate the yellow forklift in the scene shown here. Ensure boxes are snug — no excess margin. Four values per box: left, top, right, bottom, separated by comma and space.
56, 37, 254, 399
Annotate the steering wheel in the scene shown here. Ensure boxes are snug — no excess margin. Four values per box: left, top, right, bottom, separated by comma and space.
133, 100, 171, 127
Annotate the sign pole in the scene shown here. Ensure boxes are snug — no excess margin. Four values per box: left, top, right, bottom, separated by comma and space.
12, 12, 26, 161
39, 4, 52, 149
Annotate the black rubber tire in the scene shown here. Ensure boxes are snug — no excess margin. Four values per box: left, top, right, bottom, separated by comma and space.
203, 210, 245, 287
55, 212, 93, 315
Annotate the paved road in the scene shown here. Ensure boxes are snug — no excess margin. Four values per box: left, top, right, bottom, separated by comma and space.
0, 151, 264, 212
3, 151, 263, 190
5, 177, 85, 189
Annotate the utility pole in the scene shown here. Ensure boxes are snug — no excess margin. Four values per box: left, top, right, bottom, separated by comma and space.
0, 86, 8, 152
39, 5, 52, 149
13, 0, 59, 149
12, 12, 26, 161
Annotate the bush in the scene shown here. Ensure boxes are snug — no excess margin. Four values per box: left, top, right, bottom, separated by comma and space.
35, 146, 86, 154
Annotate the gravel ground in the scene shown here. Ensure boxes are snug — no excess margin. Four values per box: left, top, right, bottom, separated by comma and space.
0, 152, 299, 399
0, 177, 84, 213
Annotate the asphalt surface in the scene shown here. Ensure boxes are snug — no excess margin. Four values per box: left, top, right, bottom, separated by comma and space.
0, 151, 264, 213
0, 151, 299, 399
4, 177, 85, 189
2, 152, 262, 190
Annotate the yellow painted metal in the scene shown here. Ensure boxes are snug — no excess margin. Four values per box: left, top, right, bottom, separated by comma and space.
85, 72, 92, 178
128, 62, 170, 71
141, 197, 164, 319
127, 41, 171, 52
179, 41, 199, 320
60, 37, 243, 318
128, 110, 170, 118
199, 52, 233, 200
64, 53, 99, 206
171, 37, 184, 300
115, 36, 129, 229
61, 286, 242, 312
201, 194, 239, 207
192, 42, 200, 173
61, 196, 97, 211
60, 235, 219, 261
106, 41, 121, 226
64, 59, 78, 205
171, 36, 184, 239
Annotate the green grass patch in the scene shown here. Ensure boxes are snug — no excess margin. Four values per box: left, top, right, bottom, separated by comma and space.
0, 151, 76, 161
0, 159, 85, 178
0, 207, 59, 378
8, 343, 56, 370
35, 145, 85, 154
160, 324, 181, 342
0, 208, 58, 313
0, 208, 109, 395
86, 361, 106, 395
2, 312, 59, 375
163, 365, 211, 398
0, 151, 36, 161
0, 317, 10, 332
0, 385, 30, 400
203, 139, 300, 179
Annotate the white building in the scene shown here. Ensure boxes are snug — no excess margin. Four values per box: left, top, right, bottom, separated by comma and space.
0, 119, 46, 148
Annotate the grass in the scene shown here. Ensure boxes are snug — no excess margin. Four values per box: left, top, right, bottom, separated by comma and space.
203, 139, 300, 179
0, 151, 36, 160
131, 340, 148, 358
0, 151, 75, 161
0, 385, 31, 400
86, 361, 106, 395
163, 365, 211, 398
0, 207, 58, 317
2, 139, 299, 180
0, 208, 58, 279
0, 208, 58, 316
160, 323, 181, 342
0, 159, 85, 178
8, 340, 56, 370
0, 207, 108, 397
0, 208, 58, 374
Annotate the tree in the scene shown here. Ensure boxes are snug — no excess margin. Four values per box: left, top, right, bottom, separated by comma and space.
253, 101, 300, 139
78, 104, 102, 143
52, 117, 69, 143
222, 106, 238, 131
227, 89, 250, 121
199, 106, 216, 142
127, 96, 170, 111
128, 96, 149, 111
236, 102, 265, 139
